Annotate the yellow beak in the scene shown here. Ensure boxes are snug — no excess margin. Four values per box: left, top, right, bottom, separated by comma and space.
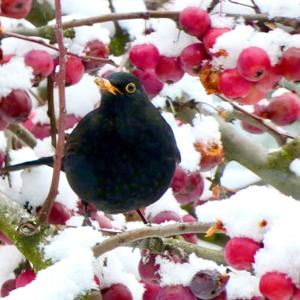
95, 78, 123, 96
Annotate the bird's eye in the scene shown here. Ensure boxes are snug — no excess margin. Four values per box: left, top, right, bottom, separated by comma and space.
125, 82, 136, 94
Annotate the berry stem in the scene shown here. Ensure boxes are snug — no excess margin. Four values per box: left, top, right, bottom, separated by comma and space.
37, 0, 66, 225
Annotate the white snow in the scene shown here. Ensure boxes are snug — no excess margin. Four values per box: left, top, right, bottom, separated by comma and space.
289, 159, 300, 176
157, 253, 227, 286
5, 249, 95, 300
145, 188, 186, 219
0, 246, 23, 287
0, 57, 33, 97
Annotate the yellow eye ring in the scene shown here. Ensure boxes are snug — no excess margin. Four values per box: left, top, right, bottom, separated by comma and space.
125, 82, 136, 94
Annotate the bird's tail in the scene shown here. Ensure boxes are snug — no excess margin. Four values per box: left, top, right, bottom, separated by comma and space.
2, 156, 55, 173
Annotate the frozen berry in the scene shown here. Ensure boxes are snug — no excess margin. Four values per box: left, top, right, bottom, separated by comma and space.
179, 43, 208, 76
237, 47, 271, 82
219, 68, 252, 99
155, 56, 184, 84
132, 69, 164, 97
279, 47, 300, 81
129, 43, 160, 70
1, 0, 32, 19
15, 270, 36, 288
259, 272, 295, 300
24, 50, 54, 77
0, 90, 31, 123
224, 237, 262, 270
83, 39, 109, 71
102, 283, 133, 300
179, 7, 210, 38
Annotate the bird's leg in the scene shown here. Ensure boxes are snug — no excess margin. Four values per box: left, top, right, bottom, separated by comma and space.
82, 200, 93, 227
136, 209, 149, 225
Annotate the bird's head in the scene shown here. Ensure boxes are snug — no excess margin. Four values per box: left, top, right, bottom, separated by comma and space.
95, 72, 144, 98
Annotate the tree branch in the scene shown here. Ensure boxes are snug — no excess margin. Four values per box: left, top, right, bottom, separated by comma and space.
37, 0, 66, 224
93, 222, 212, 257
217, 116, 300, 200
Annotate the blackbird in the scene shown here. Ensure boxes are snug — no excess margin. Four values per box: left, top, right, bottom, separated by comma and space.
5, 72, 181, 214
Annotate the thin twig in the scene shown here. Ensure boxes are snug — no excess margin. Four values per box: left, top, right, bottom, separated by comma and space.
249, 0, 260, 13
217, 95, 293, 146
47, 77, 57, 148
92, 222, 211, 257
59, 11, 179, 30
228, 0, 255, 10
207, 0, 220, 13
1, 31, 117, 67
37, 0, 66, 225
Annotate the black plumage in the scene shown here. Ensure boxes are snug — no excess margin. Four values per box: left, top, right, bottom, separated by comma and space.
4, 72, 180, 214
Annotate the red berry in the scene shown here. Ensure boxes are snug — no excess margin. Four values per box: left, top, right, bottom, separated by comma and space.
156, 285, 196, 300
155, 56, 184, 84
138, 253, 161, 285
255, 65, 282, 93
90, 211, 113, 229
259, 272, 295, 300
24, 50, 54, 77
171, 166, 204, 204
36, 202, 72, 225
0, 90, 31, 123
279, 47, 300, 81
0, 54, 13, 65
1, 0, 32, 19
219, 68, 253, 99
236, 86, 266, 105
179, 43, 208, 76
15, 270, 36, 288
237, 47, 271, 82
102, 283, 133, 300
54, 56, 85, 86
48, 202, 72, 225
224, 237, 262, 270
190, 269, 229, 300
129, 43, 160, 70
265, 92, 300, 126
1, 279, 16, 297
83, 39, 109, 71
203, 28, 231, 52
149, 210, 181, 224
292, 288, 300, 300
66, 56, 85, 86
143, 283, 160, 300
179, 7, 210, 38
132, 69, 164, 97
